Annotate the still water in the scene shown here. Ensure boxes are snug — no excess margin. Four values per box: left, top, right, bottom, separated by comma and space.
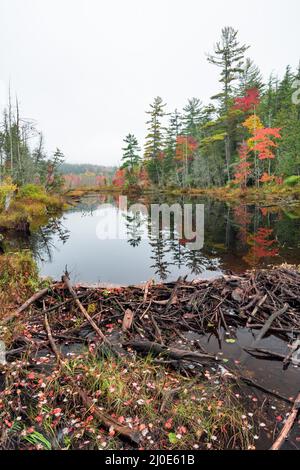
8, 192, 300, 284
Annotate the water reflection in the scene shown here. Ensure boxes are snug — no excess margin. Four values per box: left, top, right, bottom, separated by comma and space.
5, 193, 300, 284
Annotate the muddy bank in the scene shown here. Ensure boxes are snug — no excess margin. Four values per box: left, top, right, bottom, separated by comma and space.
1, 267, 300, 450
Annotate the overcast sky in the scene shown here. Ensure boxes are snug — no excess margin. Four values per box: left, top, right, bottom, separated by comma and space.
0, 0, 299, 166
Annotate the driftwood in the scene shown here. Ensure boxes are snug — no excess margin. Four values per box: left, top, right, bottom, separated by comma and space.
270, 392, 300, 450
122, 309, 134, 332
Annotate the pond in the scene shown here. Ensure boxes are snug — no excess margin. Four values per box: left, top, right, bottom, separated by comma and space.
6, 192, 300, 284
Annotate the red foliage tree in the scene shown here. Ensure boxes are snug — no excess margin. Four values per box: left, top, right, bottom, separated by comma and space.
250, 127, 282, 160
112, 168, 126, 187
175, 136, 198, 163
234, 88, 260, 112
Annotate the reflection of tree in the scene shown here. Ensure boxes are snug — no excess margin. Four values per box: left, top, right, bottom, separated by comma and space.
169, 239, 184, 269
124, 212, 144, 247
29, 217, 70, 263
233, 205, 252, 243
243, 227, 279, 266
183, 248, 218, 275
149, 235, 170, 281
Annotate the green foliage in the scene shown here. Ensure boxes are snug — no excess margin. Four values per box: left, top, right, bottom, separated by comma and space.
284, 175, 300, 186
121, 134, 141, 184
18, 183, 46, 199
0, 181, 17, 211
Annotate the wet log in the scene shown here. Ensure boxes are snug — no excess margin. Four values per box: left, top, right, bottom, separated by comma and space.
125, 340, 217, 364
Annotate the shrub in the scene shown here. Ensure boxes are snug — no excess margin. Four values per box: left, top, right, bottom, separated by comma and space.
283, 175, 300, 187
17, 184, 63, 211
0, 180, 17, 212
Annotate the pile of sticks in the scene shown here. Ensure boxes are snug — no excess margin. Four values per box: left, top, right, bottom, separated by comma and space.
6, 266, 300, 351
3, 267, 300, 449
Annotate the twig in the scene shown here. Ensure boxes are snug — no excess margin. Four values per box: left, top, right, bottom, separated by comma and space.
270, 392, 300, 450
44, 312, 140, 445
254, 303, 289, 343
62, 272, 118, 356
4, 286, 54, 324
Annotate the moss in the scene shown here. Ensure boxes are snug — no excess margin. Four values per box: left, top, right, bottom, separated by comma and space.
283, 175, 300, 187
0, 184, 64, 232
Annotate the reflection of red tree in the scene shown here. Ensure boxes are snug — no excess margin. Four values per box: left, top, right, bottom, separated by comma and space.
244, 227, 279, 266
95, 175, 107, 186
233, 205, 252, 243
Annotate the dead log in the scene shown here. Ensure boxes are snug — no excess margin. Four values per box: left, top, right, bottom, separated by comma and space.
124, 340, 217, 364
270, 392, 300, 450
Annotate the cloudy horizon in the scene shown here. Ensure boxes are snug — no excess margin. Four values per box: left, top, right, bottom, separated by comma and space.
1, 0, 299, 166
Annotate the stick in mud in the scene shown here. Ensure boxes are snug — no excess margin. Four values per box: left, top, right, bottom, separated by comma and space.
44, 313, 140, 445
270, 392, 300, 450
62, 271, 120, 357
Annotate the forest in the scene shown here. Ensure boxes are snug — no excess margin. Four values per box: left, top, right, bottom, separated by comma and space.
113, 27, 300, 192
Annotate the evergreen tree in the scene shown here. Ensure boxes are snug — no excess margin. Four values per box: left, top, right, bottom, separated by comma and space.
121, 133, 141, 184
208, 27, 249, 181
238, 58, 264, 94
144, 96, 167, 185
182, 98, 203, 136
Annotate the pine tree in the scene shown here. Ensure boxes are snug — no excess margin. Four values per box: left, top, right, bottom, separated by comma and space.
144, 96, 167, 185
208, 27, 249, 182
163, 109, 182, 185
238, 58, 264, 94
182, 98, 203, 136
121, 133, 141, 184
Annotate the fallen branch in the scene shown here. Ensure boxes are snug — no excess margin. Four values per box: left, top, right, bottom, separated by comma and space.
254, 303, 289, 343
62, 272, 119, 356
4, 286, 54, 324
44, 312, 140, 445
125, 340, 217, 364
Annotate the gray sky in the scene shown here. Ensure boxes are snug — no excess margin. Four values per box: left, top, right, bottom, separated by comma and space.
0, 0, 299, 166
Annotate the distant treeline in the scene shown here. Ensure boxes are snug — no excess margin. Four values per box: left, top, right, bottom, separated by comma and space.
59, 163, 116, 177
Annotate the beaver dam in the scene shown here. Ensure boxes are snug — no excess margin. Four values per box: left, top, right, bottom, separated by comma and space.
1, 267, 300, 450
